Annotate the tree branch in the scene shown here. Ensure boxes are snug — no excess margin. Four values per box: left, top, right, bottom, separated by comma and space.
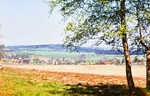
136, 5, 149, 50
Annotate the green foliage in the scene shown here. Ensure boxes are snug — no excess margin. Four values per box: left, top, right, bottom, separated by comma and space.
122, 57, 125, 65
47, 0, 149, 52
115, 59, 120, 65
0, 44, 4, 59
47, 0, 125, 50
33, 57, 40, 63
128, 0, 150, 51
16, 52, 30, 58
134, 56, 138, 63
47, 0, 149, 92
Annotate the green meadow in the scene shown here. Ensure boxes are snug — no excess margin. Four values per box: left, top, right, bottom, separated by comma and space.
0, 68, 72, 96
6, 50, 124, 60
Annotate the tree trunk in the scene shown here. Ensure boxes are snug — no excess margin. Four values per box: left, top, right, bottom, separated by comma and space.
122, 39, 135, 95
146, 48, 150, 88
135, 0, 150, 89
120, 0, 135, 95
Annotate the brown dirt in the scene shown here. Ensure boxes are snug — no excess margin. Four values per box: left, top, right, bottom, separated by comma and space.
1, 64, 146, 78
1, 64, 146, 88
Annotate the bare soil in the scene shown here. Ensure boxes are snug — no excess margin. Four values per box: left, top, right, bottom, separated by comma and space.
0, 64, 146, 78
0, 64, 146, 88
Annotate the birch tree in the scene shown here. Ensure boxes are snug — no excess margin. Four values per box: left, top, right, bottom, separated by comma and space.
46, 0, 150, 95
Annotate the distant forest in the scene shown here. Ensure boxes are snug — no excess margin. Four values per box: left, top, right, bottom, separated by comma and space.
6, 44, 145, 55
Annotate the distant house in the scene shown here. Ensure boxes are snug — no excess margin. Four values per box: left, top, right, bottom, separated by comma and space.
22, 59, 30, 63
102, 61, 112, 65
11, 58, 30, 64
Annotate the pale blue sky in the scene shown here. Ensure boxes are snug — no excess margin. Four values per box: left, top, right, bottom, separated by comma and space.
0, 0, 66, 46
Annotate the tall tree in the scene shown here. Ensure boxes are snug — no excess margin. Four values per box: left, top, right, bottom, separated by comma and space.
135, 2, 150, 89
47, 0, 136, 94
129, 0, 150, 88
120, 0, 135, 94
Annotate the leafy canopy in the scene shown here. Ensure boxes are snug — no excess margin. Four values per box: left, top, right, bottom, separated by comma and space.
46, 0, 149, 51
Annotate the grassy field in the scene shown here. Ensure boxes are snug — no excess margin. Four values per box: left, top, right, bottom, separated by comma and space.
0, 66, 149, 96
6, 50, 125, 60
0, 67, 71, 96
6, 50, 144, 60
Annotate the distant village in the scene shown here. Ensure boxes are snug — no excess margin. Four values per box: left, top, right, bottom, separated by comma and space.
0, 45, 146, 65
1, 52, 146, 66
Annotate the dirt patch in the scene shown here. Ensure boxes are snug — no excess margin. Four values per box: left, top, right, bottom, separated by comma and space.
2, 66, 146, 88
1, 64, 146, 78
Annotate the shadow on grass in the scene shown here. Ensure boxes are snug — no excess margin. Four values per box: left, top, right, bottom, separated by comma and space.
66, 83, 129, 96
48, 83, 149, 96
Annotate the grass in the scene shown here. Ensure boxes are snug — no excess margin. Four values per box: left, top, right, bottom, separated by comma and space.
6, 51, 125, 61
6, 50, 144, 61
1, 67, 150, 96
0, 68, 71, 96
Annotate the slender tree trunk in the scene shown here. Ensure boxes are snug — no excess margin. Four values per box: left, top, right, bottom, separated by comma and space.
135, 2, 150, 89
146, 48, 150, 88
120, 0, 135, 95
122, 39, 135, 95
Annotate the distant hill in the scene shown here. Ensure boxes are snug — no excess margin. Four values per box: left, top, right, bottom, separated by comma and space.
5, 44, 144, 55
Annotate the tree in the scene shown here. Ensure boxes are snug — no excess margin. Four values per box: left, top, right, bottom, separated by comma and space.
128, 0, 150, 88
47, 0, 136, 94
33, 57, 40, 63
0, 44, 4, 60
134, 56, 139, 65
135, 1, 150, 89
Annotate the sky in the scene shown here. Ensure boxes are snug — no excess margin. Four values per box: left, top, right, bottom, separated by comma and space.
0, 0, 66, 46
